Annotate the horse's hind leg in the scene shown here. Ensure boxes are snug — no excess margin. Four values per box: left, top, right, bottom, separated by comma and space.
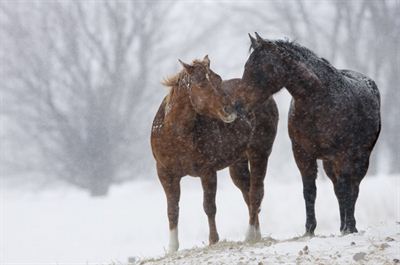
337, 156, 369, 234
246, 156, 268, 242
334, 162, 356, 235
229, 160, 250, 206
200, 171, 219, 245
293, 144, 318, 236
158, 167, 181, 253
229, 160, 260, 239
323, 160, 345, 232
229, 160, 257, 222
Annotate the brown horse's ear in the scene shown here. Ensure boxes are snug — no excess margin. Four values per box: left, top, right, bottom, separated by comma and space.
179, 59, 194, 74
203, 55, 210, 68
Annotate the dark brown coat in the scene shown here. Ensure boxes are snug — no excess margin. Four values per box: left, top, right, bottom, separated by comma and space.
235, 33, 381, 235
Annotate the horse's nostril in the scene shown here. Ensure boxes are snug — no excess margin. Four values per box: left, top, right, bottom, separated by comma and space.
234, 101, 242, 112
233, 101, 244, 116
223, 106, 233, 114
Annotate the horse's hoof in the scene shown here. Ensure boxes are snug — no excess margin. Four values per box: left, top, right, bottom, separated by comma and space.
168, 243, 179, 254
342, 227, 358, 235
303, 231, 315, 237
245, 225, 261, 243
209, 233, 220, 245
341, 230, 350, 235
168, 228, 179, 254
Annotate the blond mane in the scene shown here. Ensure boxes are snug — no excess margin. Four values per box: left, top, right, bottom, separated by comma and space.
162, 59, 206, 88
161, 59, 207, 113
162, 70, 185, 88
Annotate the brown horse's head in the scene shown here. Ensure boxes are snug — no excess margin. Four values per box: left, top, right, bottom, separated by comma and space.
179, 55, 237, 123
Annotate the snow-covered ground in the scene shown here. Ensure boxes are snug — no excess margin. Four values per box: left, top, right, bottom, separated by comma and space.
140, 224, 400, 265
1, 173, 399, 265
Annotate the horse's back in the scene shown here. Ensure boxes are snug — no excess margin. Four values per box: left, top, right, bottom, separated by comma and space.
339, 69, 381, 137
340, 69, 380, 104
342, 70, 381, 151
289, 69, 381, 158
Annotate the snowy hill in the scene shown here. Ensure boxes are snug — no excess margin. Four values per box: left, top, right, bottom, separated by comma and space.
2, 173, 399, 264
137, 224, 399, 265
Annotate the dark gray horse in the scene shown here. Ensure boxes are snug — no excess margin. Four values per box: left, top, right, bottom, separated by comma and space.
233, 33, 381, 235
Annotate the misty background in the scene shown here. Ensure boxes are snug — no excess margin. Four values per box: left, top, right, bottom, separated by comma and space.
1, 0, 399, 196
1, 1, 399, 264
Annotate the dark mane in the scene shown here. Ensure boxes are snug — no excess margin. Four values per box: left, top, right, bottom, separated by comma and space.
249, 38, 337, 77
275, 40, 317, 61
273, 40, 337, 75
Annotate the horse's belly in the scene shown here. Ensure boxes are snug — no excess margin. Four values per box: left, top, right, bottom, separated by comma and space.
194, 141, 248, 172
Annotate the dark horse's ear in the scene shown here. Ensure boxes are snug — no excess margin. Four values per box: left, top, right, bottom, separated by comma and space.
254, 32, 279, 51
254, 32, 263, 42
179, 59, 194, 74
203, 55, 210, 68
248, 33, 260, 50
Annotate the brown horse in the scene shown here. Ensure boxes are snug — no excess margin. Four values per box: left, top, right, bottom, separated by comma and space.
151, 56, 278, 253
233, 33, 381, 236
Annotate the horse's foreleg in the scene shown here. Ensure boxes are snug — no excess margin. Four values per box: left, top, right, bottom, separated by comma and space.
293, 145, 318, 236
246, 157, 267, 242
200, 172, 219, 245
302, 173, 318, 236
158, 169, 181, 253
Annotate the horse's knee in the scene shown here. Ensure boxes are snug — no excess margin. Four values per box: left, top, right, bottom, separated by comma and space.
203, 202, 216, 217
201, 173, 217, 211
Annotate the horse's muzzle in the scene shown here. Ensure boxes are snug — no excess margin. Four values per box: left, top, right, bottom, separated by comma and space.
220, 106, 237, 123
234, 101, 245, 116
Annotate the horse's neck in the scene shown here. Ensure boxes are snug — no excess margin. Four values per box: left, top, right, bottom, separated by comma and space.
284, 61, 327, 101
164, 85, 197, 133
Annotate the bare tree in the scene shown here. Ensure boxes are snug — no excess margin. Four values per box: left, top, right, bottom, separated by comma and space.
0, 1, 171, 195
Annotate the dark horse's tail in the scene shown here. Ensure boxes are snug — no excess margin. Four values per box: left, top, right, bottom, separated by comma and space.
368, 79, 381, 152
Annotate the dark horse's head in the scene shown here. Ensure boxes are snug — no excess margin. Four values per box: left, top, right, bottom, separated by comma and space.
178, 55, 237, 123
234, 33, 289, 109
